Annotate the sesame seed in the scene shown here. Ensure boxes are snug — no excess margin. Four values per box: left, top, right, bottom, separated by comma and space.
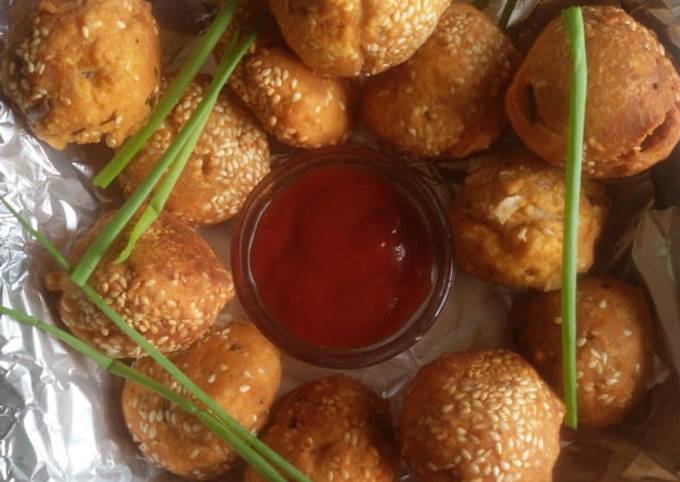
117, 20, 127, 29
239, 385, 251, 393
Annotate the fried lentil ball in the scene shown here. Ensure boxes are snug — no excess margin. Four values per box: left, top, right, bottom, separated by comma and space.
244, 376, 399, 482
362, 3, 520, 159
400, 350, 565, 482
229, 47, 353, 148
45, 211, 233, 358
118, 76, 270, 225
449, 151, 608, 291
122, 322, 281, 480
0, 0, 161, 150
268, 0, 450, 77
506, 6, 680, 178
512, 277, 655, 428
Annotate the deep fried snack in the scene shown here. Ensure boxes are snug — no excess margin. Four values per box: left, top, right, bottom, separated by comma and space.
244, 376, 399, 482
268, 0, 450, 77
506, 6, 680, 178
0, 0, 161, 149
46, 212, 233, 358
122, 322, 281, 480
449, 151, 608, 291
400, 350, 564, 482
119, 77, 270, 225
512, 277, 655, 428
362, 3, 520, 159
230, 47, 352, 148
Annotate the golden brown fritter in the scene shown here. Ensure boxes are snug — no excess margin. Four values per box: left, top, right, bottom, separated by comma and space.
244, 376, 399, 482
119, 76, 270, 226
122, 322, 281, 480
46, 211, 233, 358
506, 6, 680, 178
362, 3, 520, 159
230, 47, 353, 148
267, 0, 450, 77
512, 277, 655, 428
449, 151, 608, 291
0, 0, 161, 150
400, 350, 564, 482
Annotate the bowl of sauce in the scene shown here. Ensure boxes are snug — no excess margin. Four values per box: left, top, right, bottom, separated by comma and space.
232, 146, 453, 368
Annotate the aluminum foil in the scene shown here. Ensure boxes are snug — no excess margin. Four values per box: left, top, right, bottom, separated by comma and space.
0, 1, 679, 481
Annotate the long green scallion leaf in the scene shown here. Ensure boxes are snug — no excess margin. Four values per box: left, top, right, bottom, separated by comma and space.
70, 30, 256, 286
0, 197, 311, 482
93, 0, 241, 189
115, 29, 246, 264
0, 307, 287, 482
561, 6, 588, 430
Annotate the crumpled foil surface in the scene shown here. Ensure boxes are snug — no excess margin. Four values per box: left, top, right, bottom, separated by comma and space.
0, 0, 679, 481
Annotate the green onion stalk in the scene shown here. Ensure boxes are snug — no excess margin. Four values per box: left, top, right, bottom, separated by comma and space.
2, 185, 308, 481
499, 0, 519, 30
561, 6, 588, 430
0, 306, 289, 482
115, 28, 245, 263
70, 29, 255, 285
93, 0, 241, 189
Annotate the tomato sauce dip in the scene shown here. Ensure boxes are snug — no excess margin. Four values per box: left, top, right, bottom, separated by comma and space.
249, 163, 434, 349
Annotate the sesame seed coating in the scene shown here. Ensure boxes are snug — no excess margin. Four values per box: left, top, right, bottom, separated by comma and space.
268, 0, 450, 77
512, 277, 655, 428
230, 47, 353, 148
449, 151, 608, 291
122, 322, 281, 480
400, 350, 564, 482
244, 376, 399, 482
0, 0, 161, 150
506, 6, 680, 178
362, 3, 520, 159
45, 211, 234, 358
118, 76, 270, 225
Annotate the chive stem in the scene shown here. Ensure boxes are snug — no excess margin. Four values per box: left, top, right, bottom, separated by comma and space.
499, 0, 519, 29
70, 31, 257, 286
561, 6, 588, 430
0, 306, 287, 482
0, 198, 311, 482
93, 0, 241, 189
115, 31, 248, 263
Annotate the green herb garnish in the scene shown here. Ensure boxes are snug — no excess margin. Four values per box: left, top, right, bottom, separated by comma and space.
561, 6, 588, 430
0, 197, 311, 482
0, 306, 288, 482
499, 0, 519, 30
93, 0, 241, 189
115, 27, 248, 264
71, 28, 256, 285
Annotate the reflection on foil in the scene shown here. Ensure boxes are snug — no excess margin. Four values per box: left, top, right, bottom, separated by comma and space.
0, 0, 679, 481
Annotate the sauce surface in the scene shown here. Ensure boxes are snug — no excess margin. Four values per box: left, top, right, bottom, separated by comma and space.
250, 164, 433, 349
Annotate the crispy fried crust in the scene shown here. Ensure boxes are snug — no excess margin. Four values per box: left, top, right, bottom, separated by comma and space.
46, 211, 233, 358
119, 76, 270, 225
506, 6, 680, 178
449, 151, 608, 291
267, 0, 450, 77
362, 3, 520, 159
230, 47, 353, 148
244, 376, 400, 482
122, 322, 281, 480
512, 277, 655, 428
1, 0, 161, 149
400, 350, 564, 482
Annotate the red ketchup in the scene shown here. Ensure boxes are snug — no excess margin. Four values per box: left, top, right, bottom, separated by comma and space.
250, 164, 434, 349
